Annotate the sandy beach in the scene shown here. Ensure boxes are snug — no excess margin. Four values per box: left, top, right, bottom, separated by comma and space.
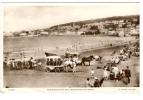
3, 36, 139, 87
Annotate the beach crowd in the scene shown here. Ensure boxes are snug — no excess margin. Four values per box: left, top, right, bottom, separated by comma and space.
85, 41, 139, 87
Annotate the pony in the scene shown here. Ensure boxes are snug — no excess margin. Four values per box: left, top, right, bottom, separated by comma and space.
81, 55, 94, 66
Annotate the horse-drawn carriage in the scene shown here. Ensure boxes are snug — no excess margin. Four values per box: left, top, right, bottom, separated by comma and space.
45, 55, 77, 72
45, 56, 64, 72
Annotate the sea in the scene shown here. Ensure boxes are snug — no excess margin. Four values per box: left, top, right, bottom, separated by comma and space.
4, 35, 135, 59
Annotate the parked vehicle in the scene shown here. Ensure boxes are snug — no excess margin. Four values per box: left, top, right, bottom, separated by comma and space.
46, 56, 64, 72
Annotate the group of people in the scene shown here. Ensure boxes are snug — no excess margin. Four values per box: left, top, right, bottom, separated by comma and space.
85, 43, 134, 87
118, 41, 140, 60
4, 54, 79, 73
85, 68, 105, 87
46, 58, 63, 66
132, 41, 140, 57
104, 45, 132, 85
111, 46, 132, 65
104, 44, 134, 83
109, 66, 131, 84
85, 77, 104, 87
86, 66, 131, 87
3, 57, 42, 70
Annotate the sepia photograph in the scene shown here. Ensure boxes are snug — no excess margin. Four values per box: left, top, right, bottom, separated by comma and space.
2, 3, 140, 89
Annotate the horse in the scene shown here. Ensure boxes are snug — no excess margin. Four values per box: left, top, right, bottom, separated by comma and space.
81, 55, 94, 66
62, 60, 76, 72
72, 57, 82, 66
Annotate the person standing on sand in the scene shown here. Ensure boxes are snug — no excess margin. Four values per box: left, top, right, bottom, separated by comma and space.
29, 57, 33, 69
93, 77, 100, 87
103, 68, 109, 80
22, 57, 26, 69
72, 61, 76, 73
3, 58, 8, 69
128, 49, 132, 59
99, 77, 105, 87
33, 60, 37, 69
112, 66, 119, 81
124, 66, 131, 84
11, 59, 15, 70
85, 78, 92, 87
90, 68, 95, 78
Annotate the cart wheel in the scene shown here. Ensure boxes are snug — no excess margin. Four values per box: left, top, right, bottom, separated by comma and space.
55, 68, 60, 72
46, 67, 50, 72
61, 67, 64, 72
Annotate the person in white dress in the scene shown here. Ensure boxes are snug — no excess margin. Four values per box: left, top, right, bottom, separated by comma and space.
90, 69, 95, 78
72, 61, 76, 72
103, 68, 109, 80
112, 66, 119, 80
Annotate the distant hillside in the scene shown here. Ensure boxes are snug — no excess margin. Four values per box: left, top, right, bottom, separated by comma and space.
9, 15, 139, 37
49, 15, 139, 29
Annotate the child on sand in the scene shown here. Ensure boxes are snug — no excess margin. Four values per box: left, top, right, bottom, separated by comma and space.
90, 68, 95, 78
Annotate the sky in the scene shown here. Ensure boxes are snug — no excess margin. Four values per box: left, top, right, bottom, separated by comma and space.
3, 3, 139, 33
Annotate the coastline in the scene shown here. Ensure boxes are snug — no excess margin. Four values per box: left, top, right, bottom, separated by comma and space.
3, 36, 138, 60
